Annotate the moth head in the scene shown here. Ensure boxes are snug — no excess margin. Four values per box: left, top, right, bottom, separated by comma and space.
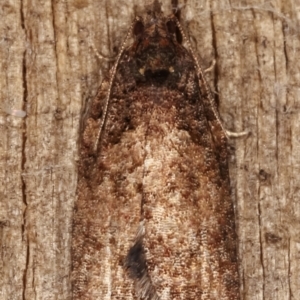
131, 12, 183, 83
132, 15, 182, 45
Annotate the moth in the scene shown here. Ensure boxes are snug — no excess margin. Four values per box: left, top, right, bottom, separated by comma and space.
71, 0, 240, 299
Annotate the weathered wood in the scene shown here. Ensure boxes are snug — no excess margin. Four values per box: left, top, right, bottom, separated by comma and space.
0, 0, 299, 299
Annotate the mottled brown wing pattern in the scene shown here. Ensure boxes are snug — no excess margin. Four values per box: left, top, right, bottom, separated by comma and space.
72, 1, 240, 299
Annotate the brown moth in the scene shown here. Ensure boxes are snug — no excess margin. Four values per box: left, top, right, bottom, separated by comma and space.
71, 0, 240, 299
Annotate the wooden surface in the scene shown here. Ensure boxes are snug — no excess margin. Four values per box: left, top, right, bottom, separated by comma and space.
0, 0, 299, 299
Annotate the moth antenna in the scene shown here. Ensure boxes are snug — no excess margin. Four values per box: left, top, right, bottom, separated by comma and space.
93, 18, 138, 152
90, 40, 116, 62
173, 16, 229, 138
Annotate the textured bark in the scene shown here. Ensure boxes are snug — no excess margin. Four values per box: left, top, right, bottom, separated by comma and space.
0, 0, 299, 299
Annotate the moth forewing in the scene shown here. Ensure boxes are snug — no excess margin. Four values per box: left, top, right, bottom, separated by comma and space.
72, 1, 240, 299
